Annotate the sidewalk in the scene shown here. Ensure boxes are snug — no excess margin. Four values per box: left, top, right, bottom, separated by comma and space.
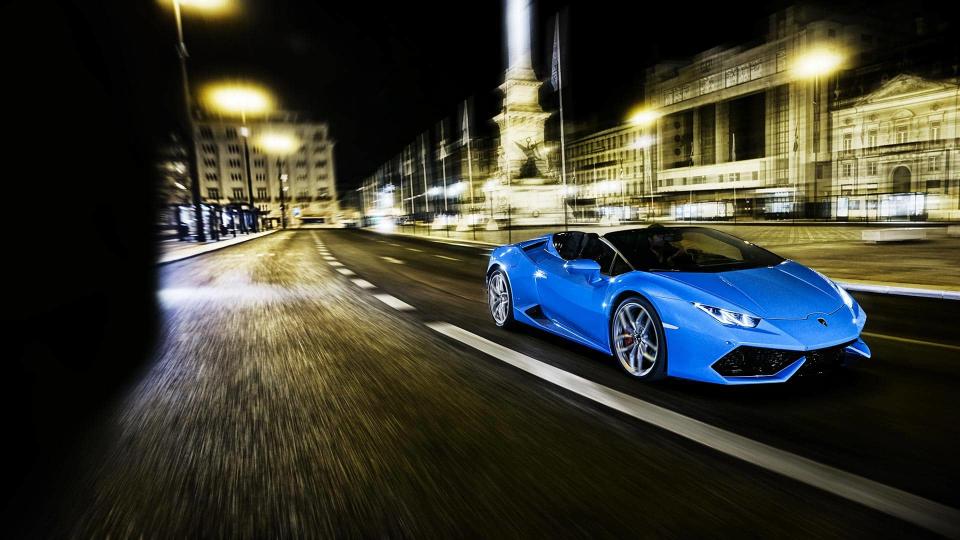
385, 222, 955, 247
371, 224, 960, 297
157, 229, 279, 264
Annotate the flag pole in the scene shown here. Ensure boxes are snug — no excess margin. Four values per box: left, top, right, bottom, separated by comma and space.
464, 99, 477, 240
421, 132, 430, 215
439, 120, 449, 236
555, 15, 570, 231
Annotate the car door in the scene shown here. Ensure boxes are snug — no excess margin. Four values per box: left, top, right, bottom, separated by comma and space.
538, 233, 616, 345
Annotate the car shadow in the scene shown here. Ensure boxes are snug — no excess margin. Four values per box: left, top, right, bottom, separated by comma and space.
506, 321, 869, 403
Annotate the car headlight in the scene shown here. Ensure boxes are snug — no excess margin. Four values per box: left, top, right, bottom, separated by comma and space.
692, 302, 761, 328
836, 284, 855, 309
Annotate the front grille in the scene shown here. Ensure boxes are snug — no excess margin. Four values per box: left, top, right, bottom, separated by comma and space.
712, 341, 856, 378
795, 341, 855, 377
712, 347, 803, 377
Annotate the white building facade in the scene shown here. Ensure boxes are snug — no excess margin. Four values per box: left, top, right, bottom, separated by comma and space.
831, 74, 960, 220
194, 115, 339, 227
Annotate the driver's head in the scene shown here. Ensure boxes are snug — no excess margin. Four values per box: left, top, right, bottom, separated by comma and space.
647, 224, 666, 247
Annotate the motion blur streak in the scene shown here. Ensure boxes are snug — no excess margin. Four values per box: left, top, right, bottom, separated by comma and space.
44, 230, 946, 537
426, 321, 960, 538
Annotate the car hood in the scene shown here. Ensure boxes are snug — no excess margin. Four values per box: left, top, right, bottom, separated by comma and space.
654, 261, 842, 319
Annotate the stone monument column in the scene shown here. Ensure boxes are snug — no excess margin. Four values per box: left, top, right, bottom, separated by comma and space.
494, 0, 551, 182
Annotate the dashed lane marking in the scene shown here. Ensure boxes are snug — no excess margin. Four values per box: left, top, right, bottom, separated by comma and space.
328, 261, 344, 267
434, 255, 460, 261
351, 279, 376, 289
380, 256, 404, 264
373, 294, 415, 311
336, 268, 356, 276
406, 247, 423, 252
424, 321, 960, 539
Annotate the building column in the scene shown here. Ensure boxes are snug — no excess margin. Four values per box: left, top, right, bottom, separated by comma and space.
716, 101, 729, 164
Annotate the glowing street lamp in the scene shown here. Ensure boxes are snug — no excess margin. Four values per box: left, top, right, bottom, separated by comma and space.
201, 83, 274, 120
793, 48, 844, 79
256, 132, 299, 156
627, 108, 660, 127
201, 81, 276, 232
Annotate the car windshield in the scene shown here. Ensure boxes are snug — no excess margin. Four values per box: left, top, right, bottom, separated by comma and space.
603, 227, 784, 273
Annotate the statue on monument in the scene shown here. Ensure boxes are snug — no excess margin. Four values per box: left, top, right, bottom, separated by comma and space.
514, 137, 548, 179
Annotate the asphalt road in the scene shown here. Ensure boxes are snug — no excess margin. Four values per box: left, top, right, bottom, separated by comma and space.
31, 229, 959, 537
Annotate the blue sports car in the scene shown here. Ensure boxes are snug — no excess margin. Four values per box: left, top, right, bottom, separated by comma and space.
485, 225, 870, 384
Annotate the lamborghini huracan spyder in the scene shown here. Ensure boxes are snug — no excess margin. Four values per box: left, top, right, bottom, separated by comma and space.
485, 226, 870, 384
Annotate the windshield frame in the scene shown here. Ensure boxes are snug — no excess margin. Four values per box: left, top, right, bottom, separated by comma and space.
602, 226, 785, 273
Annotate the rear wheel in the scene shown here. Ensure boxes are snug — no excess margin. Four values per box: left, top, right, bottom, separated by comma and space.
611, 296, 667, 380
487, 269, 515, 328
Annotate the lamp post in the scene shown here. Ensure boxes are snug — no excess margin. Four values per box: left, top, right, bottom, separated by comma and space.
279, 169, 289, 228
167, 0, 234, 241
256, 131, 298, 230
629, 108, 659, 221
794, 47, 843, 219
201, 82, 275, 233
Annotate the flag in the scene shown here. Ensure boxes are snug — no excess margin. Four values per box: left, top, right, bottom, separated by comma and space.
550, 16, 561, 92
461, 103, 470, 146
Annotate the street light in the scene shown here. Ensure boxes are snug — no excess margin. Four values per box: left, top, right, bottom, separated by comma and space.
628, 109, 660, 220
256, 131, 298, 230
793, 47, 845, 219
163, 0, 234, 242
202, 81, 276, 232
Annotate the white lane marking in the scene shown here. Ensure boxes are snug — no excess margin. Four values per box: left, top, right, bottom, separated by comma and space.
425, 322, 960, 538
390, 243, 402, 247
336, 268, 356, 276
381, 256, 404, 264
323, 256, 336, 261
434, 255, 460, 261
328, 261, 344, 267
378, 240, 387, 243
861, 332, 960, 352
374, 294, 415, 311
351, 279, 376, 289
406, 247, 423, 252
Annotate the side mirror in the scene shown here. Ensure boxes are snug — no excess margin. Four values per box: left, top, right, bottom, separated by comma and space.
564, 258, 601, 275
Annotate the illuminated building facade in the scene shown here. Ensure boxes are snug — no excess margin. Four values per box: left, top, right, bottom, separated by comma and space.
636, 6, 892, 220
565, 124, 650, 222
831, 75, 960, 220
194, 114, 339, 226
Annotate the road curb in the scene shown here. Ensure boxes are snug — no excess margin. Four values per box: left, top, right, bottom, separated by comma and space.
837, 281, 960, 301
157, 229, 280, 265
363, 228, 959, 301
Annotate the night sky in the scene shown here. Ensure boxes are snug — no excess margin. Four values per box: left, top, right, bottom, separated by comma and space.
91, 0, 960, 190
135, 0, 783, 190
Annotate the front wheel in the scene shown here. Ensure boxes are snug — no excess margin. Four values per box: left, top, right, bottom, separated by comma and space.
487, 269, 515, 328
611, 296, 667, 380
